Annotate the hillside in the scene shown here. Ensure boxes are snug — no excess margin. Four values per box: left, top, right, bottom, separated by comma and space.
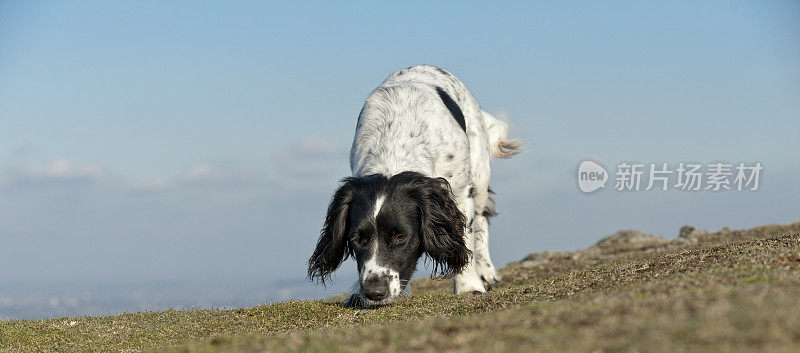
1, 222, 799, 353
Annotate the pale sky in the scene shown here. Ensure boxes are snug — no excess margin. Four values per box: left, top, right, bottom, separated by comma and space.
1, 1, 798, 298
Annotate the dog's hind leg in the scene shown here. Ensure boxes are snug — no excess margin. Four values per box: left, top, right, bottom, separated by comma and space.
473, 211, 501, 290
471, 111, 520, 289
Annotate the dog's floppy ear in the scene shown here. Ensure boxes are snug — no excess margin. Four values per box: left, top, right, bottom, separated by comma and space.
415, 176, 470, 277
308, 177, 358, 283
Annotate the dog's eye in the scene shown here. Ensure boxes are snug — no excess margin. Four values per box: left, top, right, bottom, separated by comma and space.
352, 233, 369, 247
394, 233, 407, 244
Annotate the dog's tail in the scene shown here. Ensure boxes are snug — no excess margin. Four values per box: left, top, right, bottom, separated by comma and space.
482, 111, 522, 159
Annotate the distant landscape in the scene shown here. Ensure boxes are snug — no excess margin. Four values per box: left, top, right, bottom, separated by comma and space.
0, 276, 353, 321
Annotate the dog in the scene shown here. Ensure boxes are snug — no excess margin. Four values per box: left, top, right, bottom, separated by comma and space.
308, 65, 520, 307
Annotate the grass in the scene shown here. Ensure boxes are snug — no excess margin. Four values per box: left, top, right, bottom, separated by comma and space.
1, 223, 799, 352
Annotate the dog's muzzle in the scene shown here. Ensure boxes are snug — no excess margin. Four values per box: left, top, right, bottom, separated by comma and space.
360, 274, 390, 301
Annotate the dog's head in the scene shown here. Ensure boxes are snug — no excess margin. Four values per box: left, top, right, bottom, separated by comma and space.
308, 171, 469, 306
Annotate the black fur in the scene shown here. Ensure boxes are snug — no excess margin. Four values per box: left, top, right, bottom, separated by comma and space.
391, 172, 469, 276
435, 87, 466, 133
435, 67, 451, 77
307, 172, 470, 287
482, 187, 498, 218
307, 177, 359, 283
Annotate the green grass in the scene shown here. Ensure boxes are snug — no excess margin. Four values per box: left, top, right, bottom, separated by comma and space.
1, 223, 799, 352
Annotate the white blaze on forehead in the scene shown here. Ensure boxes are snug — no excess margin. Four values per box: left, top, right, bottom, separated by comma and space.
373, 194, 385, 219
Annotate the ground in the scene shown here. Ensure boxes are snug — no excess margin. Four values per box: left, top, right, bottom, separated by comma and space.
1, 223, 798, 353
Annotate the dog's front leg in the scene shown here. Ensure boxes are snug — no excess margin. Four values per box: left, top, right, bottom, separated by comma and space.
452, 196, 486, 294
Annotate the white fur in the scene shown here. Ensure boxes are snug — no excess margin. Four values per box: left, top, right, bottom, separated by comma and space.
373, 194, 385, 219
349, 65, 519, 294
359, 240, 402, 305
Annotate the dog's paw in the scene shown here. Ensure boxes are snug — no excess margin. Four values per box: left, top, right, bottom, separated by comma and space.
476, 262, 501, 291
480, 275, 500, 291
453, 272, 486, 294
342, 294, 368, 308
341, 294, 357, 307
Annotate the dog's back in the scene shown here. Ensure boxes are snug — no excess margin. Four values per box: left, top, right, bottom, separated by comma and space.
350, 65, 519, 186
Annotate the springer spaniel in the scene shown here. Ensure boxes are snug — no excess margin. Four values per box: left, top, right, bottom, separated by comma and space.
308, 65, 520, 307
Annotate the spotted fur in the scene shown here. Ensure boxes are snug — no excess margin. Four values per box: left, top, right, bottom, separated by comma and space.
310, 65, 521, 306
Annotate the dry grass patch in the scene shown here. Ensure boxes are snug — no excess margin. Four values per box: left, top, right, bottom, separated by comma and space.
1, 223, 798, 353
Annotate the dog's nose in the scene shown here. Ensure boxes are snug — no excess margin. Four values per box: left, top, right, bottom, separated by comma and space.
361, 280, 388, 301
362, 287, 388, 301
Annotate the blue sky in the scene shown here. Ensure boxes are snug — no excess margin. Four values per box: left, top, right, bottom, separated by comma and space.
1, 1, 799, 305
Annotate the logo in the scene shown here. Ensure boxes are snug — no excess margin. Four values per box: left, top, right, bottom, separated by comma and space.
577, 160, 608, 193
576, 159, 762, 193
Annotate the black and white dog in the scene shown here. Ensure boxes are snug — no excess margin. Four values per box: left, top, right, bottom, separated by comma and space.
308, 65, 520, 307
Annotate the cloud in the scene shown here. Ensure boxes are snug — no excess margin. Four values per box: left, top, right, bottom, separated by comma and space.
129, 176, 171, 192
0, 159, 107, 188
185, 164, 222, 180
290, 137, 343, 158
29, 159, 106, 180
0, 138, 350, 193
129, 164, 263, 192
0, 157, 264, 194
275, 137, 349, 180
